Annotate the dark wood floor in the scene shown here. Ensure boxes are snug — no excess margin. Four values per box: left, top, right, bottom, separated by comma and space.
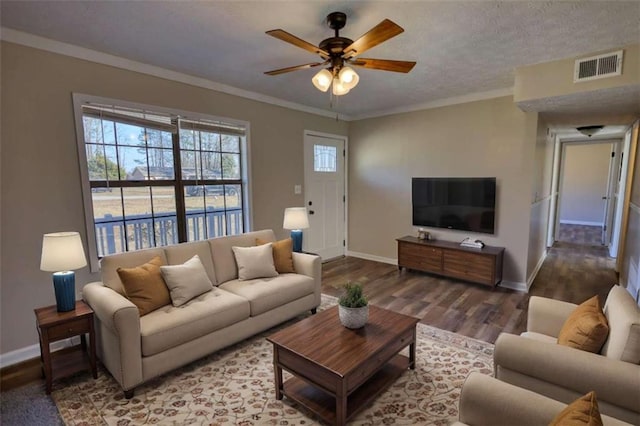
322, 225, 616, 344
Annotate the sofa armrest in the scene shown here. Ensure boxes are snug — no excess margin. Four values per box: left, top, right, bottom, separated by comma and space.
82, 281, 142, 391
527, 296, 577, 336
83, 282, 138, 334
292, 252, 320, 279
292, 252, 322, 306
458, 373, 631, 426
494, 333, 640, 415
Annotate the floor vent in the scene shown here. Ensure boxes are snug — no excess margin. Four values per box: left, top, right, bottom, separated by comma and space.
574, 50, 623, 82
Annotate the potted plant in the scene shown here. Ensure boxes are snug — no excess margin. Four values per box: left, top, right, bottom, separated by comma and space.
338, 282, 369, 329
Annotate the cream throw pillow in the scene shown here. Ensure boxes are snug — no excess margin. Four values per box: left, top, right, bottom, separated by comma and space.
232, 243, 279, 280
160, 255, 214, 307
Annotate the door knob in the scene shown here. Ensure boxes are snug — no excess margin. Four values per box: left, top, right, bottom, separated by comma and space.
309, 210, 315, 215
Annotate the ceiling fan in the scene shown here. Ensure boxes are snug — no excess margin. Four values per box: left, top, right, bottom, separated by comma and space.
264, 12, 416, 96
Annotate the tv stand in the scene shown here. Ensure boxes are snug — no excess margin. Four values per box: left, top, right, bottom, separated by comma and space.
396, 236, 504, 287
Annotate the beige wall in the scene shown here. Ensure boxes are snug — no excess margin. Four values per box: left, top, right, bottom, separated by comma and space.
348, 96, 538, 284
526, 117, 555, 282
515, 44, 640, 103
0, 42, 348, 354
559, 143, 612, 224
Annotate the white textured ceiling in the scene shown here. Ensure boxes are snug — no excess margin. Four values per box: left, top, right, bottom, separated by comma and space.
1, 1, 639, 118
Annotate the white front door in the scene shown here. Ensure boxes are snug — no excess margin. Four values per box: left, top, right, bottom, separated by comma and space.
303, 132, 346, 260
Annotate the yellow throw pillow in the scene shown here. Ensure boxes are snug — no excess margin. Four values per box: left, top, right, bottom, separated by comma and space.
558, 296, 609, 353
117, 256, 171, 316
256, 238, 295, 274
549, 391, 603, 426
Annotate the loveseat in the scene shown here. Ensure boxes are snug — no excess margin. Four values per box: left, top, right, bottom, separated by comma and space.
494, 285, 640, 424
82, 229, 321, 398
453, 373, 632, 426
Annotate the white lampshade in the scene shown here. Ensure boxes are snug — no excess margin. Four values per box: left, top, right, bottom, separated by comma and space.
283, 207, 310, 230
40, 232, 87, 272
312, 69, 332, 92
332, 78, 350, 96
338, 66, 359, 90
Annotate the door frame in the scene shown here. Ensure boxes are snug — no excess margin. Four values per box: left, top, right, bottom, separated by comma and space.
303, 130, 349, 258
552, 137, 624, 248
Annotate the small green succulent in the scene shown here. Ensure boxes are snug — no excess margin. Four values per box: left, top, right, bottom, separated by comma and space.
338, 282, 368, 308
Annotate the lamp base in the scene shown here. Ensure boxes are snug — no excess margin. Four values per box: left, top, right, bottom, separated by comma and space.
53, 271, 76, 312
290, 230, 303, 253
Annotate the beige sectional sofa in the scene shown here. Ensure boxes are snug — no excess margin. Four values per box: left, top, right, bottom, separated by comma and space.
453, 373, 632, 426
494, 285, 640, 424
82, 229, 321, 398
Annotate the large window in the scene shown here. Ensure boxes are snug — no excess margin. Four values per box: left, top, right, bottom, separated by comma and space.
74, 96, 249, 268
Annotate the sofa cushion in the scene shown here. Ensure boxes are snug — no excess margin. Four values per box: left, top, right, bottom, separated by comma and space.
548, 391, 603, 426
601, 285, 640, 363
558, 296, 609, 354
139, 287, 250, 357
101, 248, 167, 296
209, 230, 276, 284
257, 237, 295, 273
232, 244, 278, 280
160, 255, 214, 307
116, 256, 171, 316
163, 240, 217, 286
219, 274, 315, 316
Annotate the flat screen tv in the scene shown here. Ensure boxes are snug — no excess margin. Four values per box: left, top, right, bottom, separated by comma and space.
412, 177, 496, 234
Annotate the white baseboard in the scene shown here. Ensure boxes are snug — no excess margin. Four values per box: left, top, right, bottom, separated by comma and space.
498, 280, 528, 292
559, 220, 603, 226
346, 250, 397, 266
0, 338, 76, 369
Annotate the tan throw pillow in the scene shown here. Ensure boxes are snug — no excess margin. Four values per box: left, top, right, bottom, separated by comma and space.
117, 256, 171, 316
232, 244, 278, 280
558, 296, 609, 353
256, 237, 295, 273
549, 391, 603, 426
160, 255, 214, 307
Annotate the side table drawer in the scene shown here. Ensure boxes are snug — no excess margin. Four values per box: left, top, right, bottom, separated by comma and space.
48, 318, 90, 341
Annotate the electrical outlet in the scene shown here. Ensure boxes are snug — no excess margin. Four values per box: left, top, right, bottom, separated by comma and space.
294, 185, 302, 195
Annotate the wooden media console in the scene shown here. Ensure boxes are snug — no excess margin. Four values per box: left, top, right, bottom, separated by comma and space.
397, 236, 504, 287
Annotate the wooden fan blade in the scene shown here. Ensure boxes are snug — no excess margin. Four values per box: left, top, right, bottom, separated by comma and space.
266, 29, 329, 58
264, 62, 326, 76
350, 58, 416, 73
342, 19, 404, 59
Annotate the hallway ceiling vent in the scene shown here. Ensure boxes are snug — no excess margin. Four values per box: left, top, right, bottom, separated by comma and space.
574, 50, 623, 83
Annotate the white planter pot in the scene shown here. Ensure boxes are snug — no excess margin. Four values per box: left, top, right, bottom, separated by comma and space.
338, 305, 369, 329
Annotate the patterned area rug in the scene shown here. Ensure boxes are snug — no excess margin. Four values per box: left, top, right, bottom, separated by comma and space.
52, 296, 493, 425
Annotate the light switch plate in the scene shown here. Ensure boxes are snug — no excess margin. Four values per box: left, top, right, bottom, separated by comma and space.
294, 185, 302, 195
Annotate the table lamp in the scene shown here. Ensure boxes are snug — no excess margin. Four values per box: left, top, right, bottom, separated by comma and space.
40, 231, 87, 312
283, 207, 309, 253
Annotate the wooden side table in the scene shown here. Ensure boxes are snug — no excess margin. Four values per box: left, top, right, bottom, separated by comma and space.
34, 300, 97, 394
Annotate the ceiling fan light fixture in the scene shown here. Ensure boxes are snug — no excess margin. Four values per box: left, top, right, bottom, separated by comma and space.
338, 66, 359, 90
312, 69, 332, 92
576, 125, 604, 137
332, 78, 350, 96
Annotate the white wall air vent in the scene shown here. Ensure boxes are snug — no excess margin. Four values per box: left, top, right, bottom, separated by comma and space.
574, 50, 623, 83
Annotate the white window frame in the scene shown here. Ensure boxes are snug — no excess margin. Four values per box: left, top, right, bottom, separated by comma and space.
72, 93, 252, 272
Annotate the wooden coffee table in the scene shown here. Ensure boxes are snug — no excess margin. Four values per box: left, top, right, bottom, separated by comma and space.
267, 305, 419, 425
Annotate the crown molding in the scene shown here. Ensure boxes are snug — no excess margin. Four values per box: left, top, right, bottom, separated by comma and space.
1, 27, 515, 122
349, 87, 515, 121
0, 28, 352, 121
